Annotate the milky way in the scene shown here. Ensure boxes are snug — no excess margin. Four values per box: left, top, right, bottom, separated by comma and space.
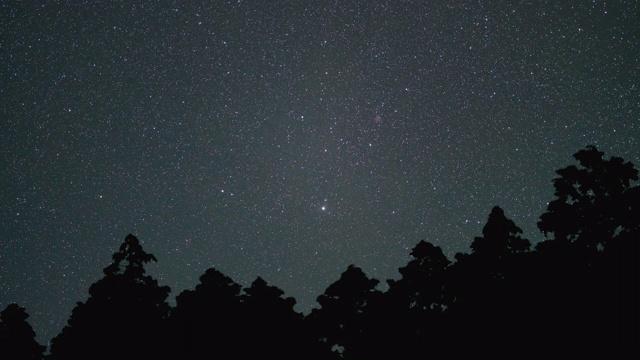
1, 1, 638, 344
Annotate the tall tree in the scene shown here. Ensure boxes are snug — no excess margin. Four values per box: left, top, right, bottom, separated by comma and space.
0, 304, 45, 360
307, 265, 382, 359
452, 206, 531, 291
388, 240, 451, 310
48, 234, 171, 360
471, 206, 530, 259
448, 207, 533, 356
537, 146, 640, 354
168, 267, 244, 358
538, 145, 639, 254
384, 240, 452, 356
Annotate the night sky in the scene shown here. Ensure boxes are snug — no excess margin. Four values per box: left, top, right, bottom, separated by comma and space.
2, 1, 638, 344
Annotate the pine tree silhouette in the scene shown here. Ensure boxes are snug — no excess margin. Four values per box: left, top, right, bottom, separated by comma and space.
0, 304, 46, 360
49, 234, 170, 360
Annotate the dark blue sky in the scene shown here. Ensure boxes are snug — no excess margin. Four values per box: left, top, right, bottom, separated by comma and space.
2, 1, 638, 344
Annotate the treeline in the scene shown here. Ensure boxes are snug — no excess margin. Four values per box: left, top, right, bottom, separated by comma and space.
2, 145, 639, 359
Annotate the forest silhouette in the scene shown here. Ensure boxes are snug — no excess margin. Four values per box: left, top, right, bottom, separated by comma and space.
2, 145, 639, 359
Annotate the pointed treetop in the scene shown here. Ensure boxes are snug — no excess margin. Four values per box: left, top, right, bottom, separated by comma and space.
318, 265, 379, 307
471, 206, 530, 257
1, 303, 29, 323
0, 303, 46, 359
245, 276, 297, 310
482, 206, 523, 241
103, 234, 158, 277
193, 267, 243, 298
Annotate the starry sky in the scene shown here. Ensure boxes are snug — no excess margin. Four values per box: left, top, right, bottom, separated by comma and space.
1, 1, 638, 344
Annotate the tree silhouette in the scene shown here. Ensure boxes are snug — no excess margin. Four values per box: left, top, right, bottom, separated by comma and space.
448, 206, 534, 355
384, 240, 452, 356
16, 146, 639, 357
471, 206, 530, 258
0, 304, 45, 360
388, 240, 451, 309
537, 146, 640, 354
452, 206, 530, 286
538, 145, 638, 255
48, 234, 171, 360
307, 265, 382, 359
242, 276, 323, 359
168, 267, 244, 358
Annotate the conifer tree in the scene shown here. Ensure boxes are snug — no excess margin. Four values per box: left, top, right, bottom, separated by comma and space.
0, 304, 45, 360
49, 234, 170, 360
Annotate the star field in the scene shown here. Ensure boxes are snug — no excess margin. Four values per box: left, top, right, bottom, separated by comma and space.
1, 1, 638, 344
